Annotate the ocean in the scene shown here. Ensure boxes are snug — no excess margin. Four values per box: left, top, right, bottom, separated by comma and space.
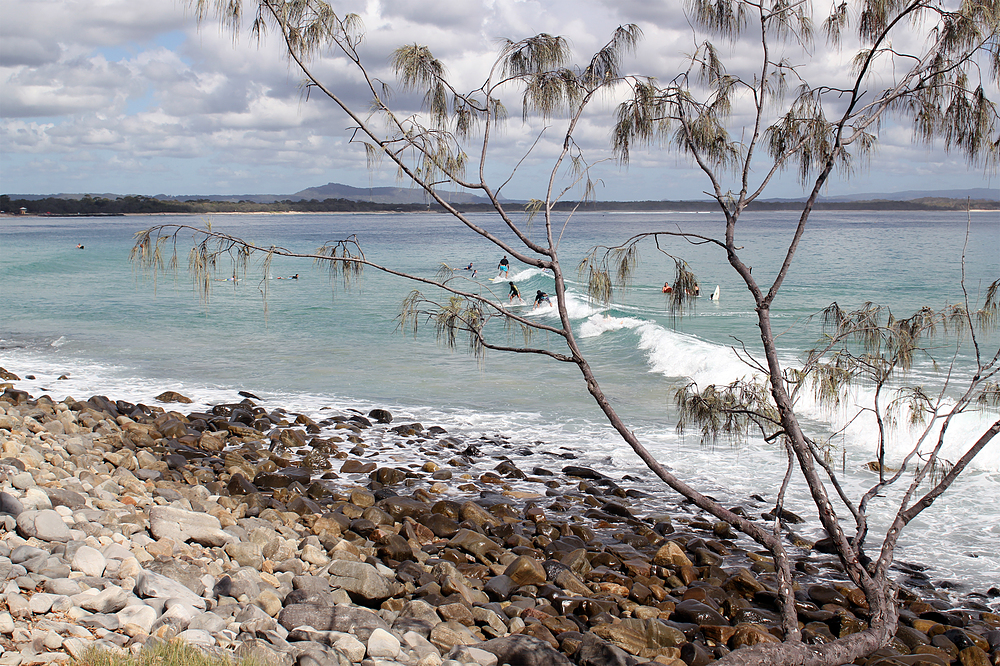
1, 209, 998, 594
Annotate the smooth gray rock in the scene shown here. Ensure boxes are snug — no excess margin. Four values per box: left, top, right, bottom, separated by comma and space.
116, 605, 158, 633
71, 545, 106, 578
15, 510, 73, 542
367, 628, 400, 659
135, 570, 207, 609
325, 559, 394, 602
45, 578, 82, 596
74, 585, 130, 613
187, 611, 228, 633
44, 488, 87, 509
10, 545, 47, 565
277, 604, 390, 642
0, 492, 23, 516
148, 506, 235, 547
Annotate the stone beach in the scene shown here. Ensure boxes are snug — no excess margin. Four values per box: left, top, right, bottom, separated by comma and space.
0, 369, 998, 666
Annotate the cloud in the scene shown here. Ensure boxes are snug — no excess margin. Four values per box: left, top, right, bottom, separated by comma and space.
0, 0, 995, 198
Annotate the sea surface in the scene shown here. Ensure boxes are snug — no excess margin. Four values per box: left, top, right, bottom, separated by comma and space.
1, 209, 998, 596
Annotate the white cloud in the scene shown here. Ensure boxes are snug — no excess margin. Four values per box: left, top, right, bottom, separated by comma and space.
0, 0, 995, 198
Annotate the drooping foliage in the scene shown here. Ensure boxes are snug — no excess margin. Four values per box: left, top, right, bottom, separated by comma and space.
139, 3, 1000, 666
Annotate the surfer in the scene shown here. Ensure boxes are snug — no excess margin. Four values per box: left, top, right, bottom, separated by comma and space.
508, 282, 522, 303
276, 274, 299, 280
533, 290, 551, 309
662, 281, 672, 293
464, 262, 473, 271
497, 255, 509, 277
76, 244, 85, 249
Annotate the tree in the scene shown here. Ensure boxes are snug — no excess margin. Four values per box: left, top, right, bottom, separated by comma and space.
132, 1, 1000, 664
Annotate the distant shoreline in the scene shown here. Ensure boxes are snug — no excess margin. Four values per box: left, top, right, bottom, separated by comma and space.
2, 193, 998, 216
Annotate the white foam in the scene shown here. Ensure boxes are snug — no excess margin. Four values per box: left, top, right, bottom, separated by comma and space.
578, 314, 645, 337
635, 322, 755, 385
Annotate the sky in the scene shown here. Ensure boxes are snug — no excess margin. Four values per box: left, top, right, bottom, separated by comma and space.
1, 0, 996, 201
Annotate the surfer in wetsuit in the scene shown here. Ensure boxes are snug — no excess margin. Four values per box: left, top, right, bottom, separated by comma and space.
533, 290, 551, 309
497, 255, 509, 277
508, 281, 521, 302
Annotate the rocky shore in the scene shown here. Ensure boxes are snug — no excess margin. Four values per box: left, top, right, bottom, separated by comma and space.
0, 373, 998, 666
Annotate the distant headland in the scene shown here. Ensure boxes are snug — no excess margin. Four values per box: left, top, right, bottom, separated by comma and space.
2, 184, 997, 216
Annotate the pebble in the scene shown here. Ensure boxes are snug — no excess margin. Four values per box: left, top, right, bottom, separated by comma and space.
0, 383, 997, 666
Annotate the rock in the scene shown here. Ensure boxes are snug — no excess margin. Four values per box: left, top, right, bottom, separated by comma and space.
653, 541, 692, 568
0, 492, 23, 516
225, 542, 264, 569
503, 556, 547, 587
135, 570, 208, 609
74, 585, 130, 613
484, 575, 516, 601
71, 545, 107, 578
808, 584, 849, 607
729, 624, 781, 649
117, 605, 158, 634
591, 618, 686, 657
45, 488, 87, 509
448, 529, 503, 563
574, 634, 638, 666
367, 627, 401, 659
479, 634, 574, 666
15, 509, 73, 542
277, 604, 390, 642
326, 559, 395, 602
149, 506, 235, 547
156, 391, 193, 404
430, 621, 482, 652
673, 599, 728, 626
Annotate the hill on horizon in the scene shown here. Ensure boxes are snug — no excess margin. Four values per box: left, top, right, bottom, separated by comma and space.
5, 184, 996, 204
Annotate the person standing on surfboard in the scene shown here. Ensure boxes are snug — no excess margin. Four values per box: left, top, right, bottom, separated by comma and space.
508, 282, 522, 303
497, 255, 509, 277
533, 290, 551, 308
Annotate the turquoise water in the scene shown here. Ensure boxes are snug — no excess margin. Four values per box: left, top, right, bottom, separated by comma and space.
1, 209, 998, 590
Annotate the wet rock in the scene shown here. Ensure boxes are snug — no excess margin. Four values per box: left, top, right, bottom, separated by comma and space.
674, 600, 728, 627
504, 556, 547, 587
448, 529, 503, 563
574, 633, 638, 666
480, 634, 574, 666
592, 618, 686, 657
156, 391, 193, 404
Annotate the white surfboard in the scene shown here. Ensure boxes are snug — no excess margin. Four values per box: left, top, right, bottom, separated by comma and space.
710, 285, 720, 301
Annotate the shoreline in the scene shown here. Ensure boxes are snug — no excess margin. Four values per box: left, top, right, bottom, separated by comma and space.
1, 379, 998, 666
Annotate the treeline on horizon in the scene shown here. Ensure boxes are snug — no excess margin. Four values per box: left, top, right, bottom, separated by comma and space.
2, 193, 997, 216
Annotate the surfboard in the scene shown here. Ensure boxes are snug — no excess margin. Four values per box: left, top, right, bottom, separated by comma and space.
710, 285, 720, 301
490, 275, 507, 283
